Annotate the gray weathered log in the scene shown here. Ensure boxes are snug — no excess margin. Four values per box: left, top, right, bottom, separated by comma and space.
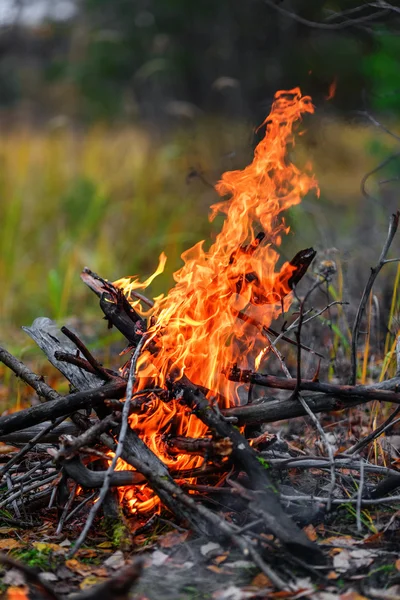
23, 318, 103, 390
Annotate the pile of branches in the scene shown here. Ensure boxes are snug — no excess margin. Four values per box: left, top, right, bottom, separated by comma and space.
1, 213, 400, 595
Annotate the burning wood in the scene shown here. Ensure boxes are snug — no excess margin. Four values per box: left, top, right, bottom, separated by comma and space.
1, 88, 400, 595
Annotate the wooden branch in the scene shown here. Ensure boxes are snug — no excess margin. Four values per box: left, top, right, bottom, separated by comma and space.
0, 380, 127, 437
227, 367, 400, 403
350, 211, 400, 384
166, 435, 232, 457
222, 393, 375, 426
81, 268, 145, 345
23, 318, 103, 391
61, 456, 145, 488
0, 346, 60, 402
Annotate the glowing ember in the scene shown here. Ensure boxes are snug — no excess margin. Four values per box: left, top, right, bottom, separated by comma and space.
112, 88, 319, 512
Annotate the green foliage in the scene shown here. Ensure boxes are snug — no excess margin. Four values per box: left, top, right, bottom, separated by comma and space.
257, 456, 270, 470
14, 547, 55, 570
363, 32, 400, 114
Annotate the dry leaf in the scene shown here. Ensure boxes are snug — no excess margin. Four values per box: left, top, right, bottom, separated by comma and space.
362, 532, 384, 545
33, 541, 65, 554
251, 572, 272, 587
0, 443, 18, 454
6, 587, 29, 600
395, 558, 400, 571
207, 565, 226, 574
303, 524, 317, 542
97, 541, 113, 549
75, 548, 97, 559
214, 553, 228, 565
327, 570, 339, 580
340, 592, 369, 600
65, 559, 91, 575
79, 575, 105, 590
158, 530, 189, 548
0, 539, 23, 550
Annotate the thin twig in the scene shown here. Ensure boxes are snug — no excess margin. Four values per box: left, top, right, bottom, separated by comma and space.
56, 483, 78, 535
263, 0, 390, 29
0, 346, 60, 402
351, 212, 400, 384
0, 416, 67, 480
61, 326, 113, 380
356, 458, 365, 532
345, 406, 400, 455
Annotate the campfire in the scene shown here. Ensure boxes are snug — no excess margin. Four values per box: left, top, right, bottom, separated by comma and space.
105, 87, 318, 513
1, 87, 400, 598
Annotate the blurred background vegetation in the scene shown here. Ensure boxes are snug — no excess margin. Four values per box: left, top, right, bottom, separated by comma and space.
1, 0, 400, 390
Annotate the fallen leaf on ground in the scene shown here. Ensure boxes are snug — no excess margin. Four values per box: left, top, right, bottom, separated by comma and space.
251, 572, 271, 587
158, 530, 189, 548
303, 524, 317, 542
79, 575, 106, 590
340, 592, 369, 600
327, 571, 339, 580
97, 541, 113, 549
0, 539, 23, 550
65, 559, 92, 575
33, 541, 66, 554
6, 586, 29, 600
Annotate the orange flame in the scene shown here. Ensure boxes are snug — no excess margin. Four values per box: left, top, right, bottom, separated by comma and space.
325, 78, 337, 101
113, 88, 318, 511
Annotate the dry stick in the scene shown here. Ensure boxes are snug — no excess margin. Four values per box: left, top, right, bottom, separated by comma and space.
263, 0, 390, 29
57, 413, 119, 457
281, 493, 400, 506
0, 473, 58, 509
0, 553, 61, 600
60, 326, 113, 381
350, 211, 400, 384
69, 334, 147, 557
271, 300, 348, 351
65, 491, 97, 523
61, 455, 145, 488
291, 279, 336, 512
54, 351, 98, 375
0, 379, 127, 436
0, 346, 60, 402
0, 415, 67, 480
345, 405, 400, 455
356, 458, 365, 532
228, 368, 400, 403
56, 482, 78, 535
6, 473, 20, 518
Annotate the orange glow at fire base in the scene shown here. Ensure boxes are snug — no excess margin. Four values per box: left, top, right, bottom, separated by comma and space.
112, 88, 319, 512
